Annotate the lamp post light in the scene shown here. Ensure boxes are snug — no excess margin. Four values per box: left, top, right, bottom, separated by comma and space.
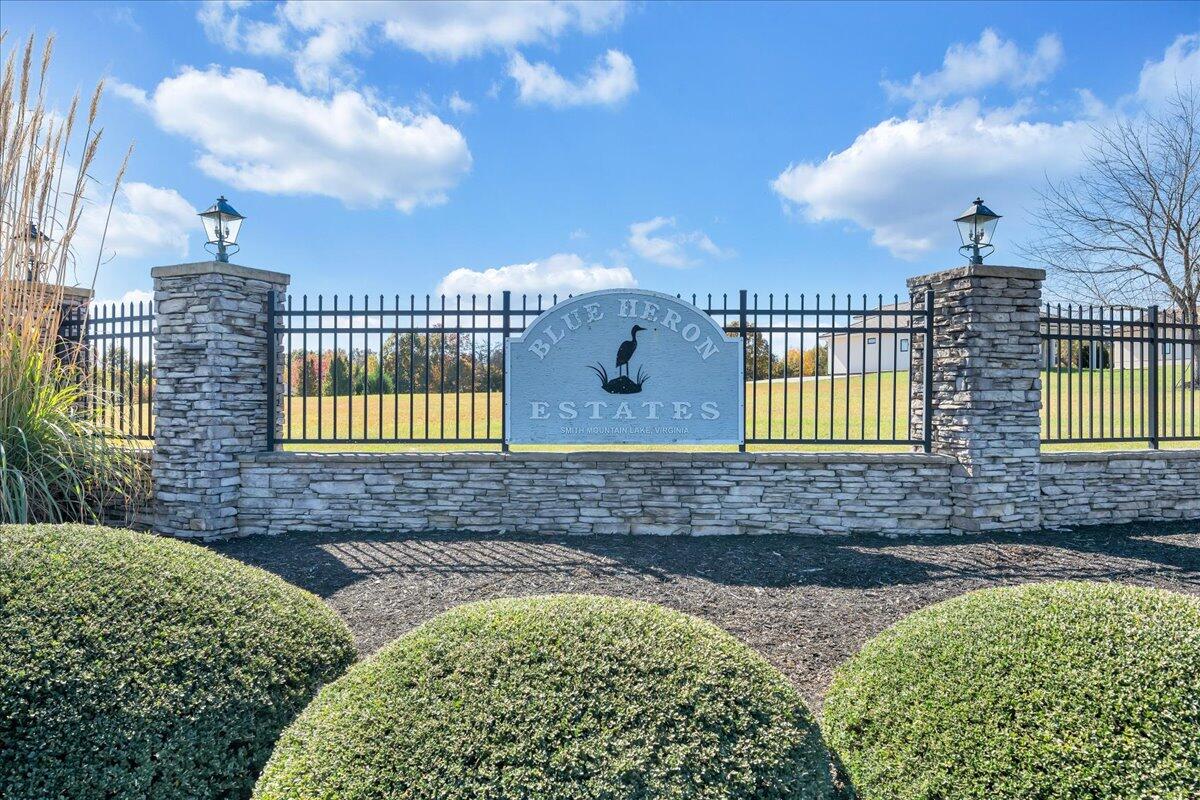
199, 196, 245, 263
954, 198, 1001, 266
18, 222, 50, 282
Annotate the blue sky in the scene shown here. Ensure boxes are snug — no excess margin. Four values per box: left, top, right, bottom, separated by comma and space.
4, 1, 1199, 305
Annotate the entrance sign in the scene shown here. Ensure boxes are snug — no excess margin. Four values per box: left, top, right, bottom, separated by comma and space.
506, 289, 743, 444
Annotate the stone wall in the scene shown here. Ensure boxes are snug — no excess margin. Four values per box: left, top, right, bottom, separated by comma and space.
1040, 450, 1200, 528
151, 262, 288, 539
234, 448, 1200, 538
238, 451, 957, 537
908, 265, 1045, 532
144, 258, 1199, 541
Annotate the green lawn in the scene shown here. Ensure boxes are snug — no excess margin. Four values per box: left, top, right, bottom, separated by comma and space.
278, 373, 916, 453
1041, 367, 1198, 445
107, 369, 1198, 452
277, 368, 1198, 452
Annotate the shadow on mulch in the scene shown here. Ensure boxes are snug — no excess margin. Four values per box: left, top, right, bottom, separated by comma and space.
211, 519, 1200, 709
216, 520, 1200, 597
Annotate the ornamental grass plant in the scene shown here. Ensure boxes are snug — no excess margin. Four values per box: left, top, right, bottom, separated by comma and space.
0, 32, 144, 523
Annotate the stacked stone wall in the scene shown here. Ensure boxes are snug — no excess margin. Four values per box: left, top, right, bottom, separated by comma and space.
151, 262, 287, 538
1040, 451, 1200, 527
908, 265, 1045, 532
238, 451, 956, 537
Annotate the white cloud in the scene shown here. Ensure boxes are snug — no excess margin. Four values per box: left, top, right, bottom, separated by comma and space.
107, 80, 149, 110
292, 20, 365, 91
94, 289, 155, 310
99, 5, 142, 33
1076, 88, 1107, 119
1137, 33, 1200, 106
436, 252, 635, 298
884, 29, 1063, 103
200, 1, 629, 90
198, 1, 289, 58
73, 182, 195, 267
627, 217, 728, 268
508, 49, 637, 108
774, 33, 1200, 260
772, 100, 1088, 259
369, 0, 626, 60
447, 91, 474, 115
121, 67, 471, 212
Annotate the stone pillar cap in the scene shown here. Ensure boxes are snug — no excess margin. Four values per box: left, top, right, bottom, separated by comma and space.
907, 264, 1046, 284
60, 285, 95, 305
151, 260, 290, 285
0, 280, 93, 301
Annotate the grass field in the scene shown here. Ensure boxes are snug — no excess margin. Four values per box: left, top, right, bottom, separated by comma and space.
277, 373, 916, 453
108, 368, 1198, 452
276, 368, 1196, 452
1041, 366, 1198, 444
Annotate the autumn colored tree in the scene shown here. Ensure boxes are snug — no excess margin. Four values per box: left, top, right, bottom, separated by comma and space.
287, 352, 320, 396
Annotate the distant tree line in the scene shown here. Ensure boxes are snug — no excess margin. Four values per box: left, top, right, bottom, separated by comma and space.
736, 323, 828, 379
287, 327, 830, 396
287, 332, 505, 396
89, 345, 153, 403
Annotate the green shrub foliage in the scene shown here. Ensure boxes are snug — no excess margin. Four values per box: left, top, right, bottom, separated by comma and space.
0, 525, 357, 799
823, 581, 1200, 800
254, 595, 838, 799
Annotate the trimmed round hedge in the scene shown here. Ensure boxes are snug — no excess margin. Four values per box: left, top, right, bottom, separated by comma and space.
0, 524, 357, 799
823, 581, 1200, 800
253, 594, 838, 799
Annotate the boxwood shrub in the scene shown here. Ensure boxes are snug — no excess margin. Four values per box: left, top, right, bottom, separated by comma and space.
0, 524, 357, 799
823, 581, 1200, 800
254, 594, 838, 799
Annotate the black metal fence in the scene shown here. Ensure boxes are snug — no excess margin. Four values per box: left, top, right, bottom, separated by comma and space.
269, 290, 933, 449
1040, 304, 1199, 447
55, 288, 1200, 452
714, 291, 931, 447
60, 300, 156, 441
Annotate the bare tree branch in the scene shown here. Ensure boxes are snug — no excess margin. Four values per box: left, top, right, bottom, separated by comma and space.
1023, 86, 1200, 386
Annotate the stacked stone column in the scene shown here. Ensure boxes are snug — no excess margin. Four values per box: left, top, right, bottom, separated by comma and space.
59, 285, 94, 316
151, 261, 289, 539
907, 265, 1045, 533
52, 285, 94, 358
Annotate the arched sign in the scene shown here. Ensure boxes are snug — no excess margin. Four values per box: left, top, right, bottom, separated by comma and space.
506, 289, 743, 444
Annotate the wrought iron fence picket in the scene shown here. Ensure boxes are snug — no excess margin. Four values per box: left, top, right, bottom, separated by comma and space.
56, 285, 1199, 453
266, 289, 932, 448
59, 300, 157, 441
1039, 302, 1198, 446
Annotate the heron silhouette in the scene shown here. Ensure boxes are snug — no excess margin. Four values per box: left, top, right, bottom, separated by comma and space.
616, 325, 645, 377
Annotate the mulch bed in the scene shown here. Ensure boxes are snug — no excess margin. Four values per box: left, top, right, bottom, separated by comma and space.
212, 522, 1200, 710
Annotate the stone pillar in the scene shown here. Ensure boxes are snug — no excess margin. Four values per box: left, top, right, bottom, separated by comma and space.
907, 265, 1045, 533
52, 285, 94, 356
151, 261, 289, 539
59, 285, 94, 316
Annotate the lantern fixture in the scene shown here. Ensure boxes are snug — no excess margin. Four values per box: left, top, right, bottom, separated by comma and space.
17, 222, 50, 282
954, 197, 1001, 266
199, 196, 245, 263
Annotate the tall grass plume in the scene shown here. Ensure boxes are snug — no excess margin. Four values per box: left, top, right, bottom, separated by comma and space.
1, 32, 145, 523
